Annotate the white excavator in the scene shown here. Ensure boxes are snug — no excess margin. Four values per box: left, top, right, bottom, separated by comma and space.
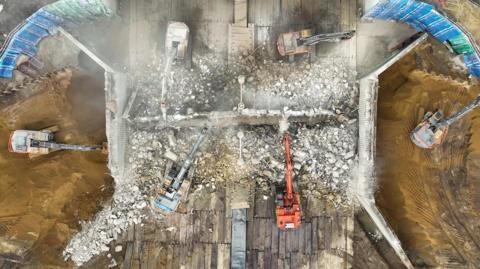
160, 21, 191, 121
8, 126, 104, 157
411, 95, 480, 149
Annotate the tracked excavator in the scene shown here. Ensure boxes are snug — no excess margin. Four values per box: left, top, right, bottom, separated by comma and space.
160, 21, 192, 121
8, 127, 103, 157
277, 29, 355, 62
274, 133, 302, 230
153, 129, 207, 213
411, 95, 480, 149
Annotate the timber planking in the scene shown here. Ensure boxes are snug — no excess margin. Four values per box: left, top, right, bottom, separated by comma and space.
118, 193, 353, 268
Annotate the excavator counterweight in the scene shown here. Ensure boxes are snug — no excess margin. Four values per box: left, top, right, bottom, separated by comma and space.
275, 133, 302, 230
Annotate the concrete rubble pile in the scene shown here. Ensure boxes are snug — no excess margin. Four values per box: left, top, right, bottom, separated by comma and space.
125, 124, 357, 199
293, 126, 356, 187
64, 53, 358, 266
130, 53, 357, 118
131, 55, 226, 116
63, 180, 148, 265
292, 125, 357, 205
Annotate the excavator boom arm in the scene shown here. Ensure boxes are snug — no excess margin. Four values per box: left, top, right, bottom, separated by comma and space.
283, 133, 294, 200
440, 95, 480, 127
161, 46, 178, 103
32, 140, 101, 151
171, 129, 207, 190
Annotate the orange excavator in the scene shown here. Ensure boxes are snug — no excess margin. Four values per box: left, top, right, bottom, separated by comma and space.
275, 133, 302, 230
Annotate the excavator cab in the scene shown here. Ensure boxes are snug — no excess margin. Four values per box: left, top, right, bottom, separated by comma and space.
274, 133, 302, 230
274, 185, 302, 230
165, 21, 191, 67
153, 162, 193, 213
277, 29, 313, 57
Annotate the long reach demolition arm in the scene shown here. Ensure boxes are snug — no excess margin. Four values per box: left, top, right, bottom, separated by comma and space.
300, 30, 355, 46
160, 44, 179, 121
439, 95, 480, 128
171, 128, 207, 190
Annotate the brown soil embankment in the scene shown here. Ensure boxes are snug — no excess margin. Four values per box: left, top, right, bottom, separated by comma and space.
443, 0, 480, 46
0, 69, 113, 268
376, 52, 480, 267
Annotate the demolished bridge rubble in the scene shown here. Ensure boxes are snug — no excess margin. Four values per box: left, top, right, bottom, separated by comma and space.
63, 50, 359, 265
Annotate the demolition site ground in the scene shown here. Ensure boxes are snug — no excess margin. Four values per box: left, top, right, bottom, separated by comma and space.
1, 0, 480, 269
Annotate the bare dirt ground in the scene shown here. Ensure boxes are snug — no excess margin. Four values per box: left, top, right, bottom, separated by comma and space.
376, 48, 480, 267
442, 0, 480, 46
0, 68, 113, 268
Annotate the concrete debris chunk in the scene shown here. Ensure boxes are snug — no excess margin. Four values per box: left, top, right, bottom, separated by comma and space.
164, 150, 178, 161
63, 181, 148, 266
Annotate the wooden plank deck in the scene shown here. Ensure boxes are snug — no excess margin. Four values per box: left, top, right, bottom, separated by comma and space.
117, 194, 353, 269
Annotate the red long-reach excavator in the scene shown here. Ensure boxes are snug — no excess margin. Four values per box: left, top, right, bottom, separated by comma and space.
275, 133, 302, 230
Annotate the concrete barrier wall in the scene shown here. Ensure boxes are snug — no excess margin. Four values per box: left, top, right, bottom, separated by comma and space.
105, 72, 129, 182
357, 76, 414, 269
355, 33, 428, 269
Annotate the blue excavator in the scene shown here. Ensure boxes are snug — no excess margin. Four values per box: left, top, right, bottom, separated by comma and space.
153, 129, 207, 213
411, 95, 480, 149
